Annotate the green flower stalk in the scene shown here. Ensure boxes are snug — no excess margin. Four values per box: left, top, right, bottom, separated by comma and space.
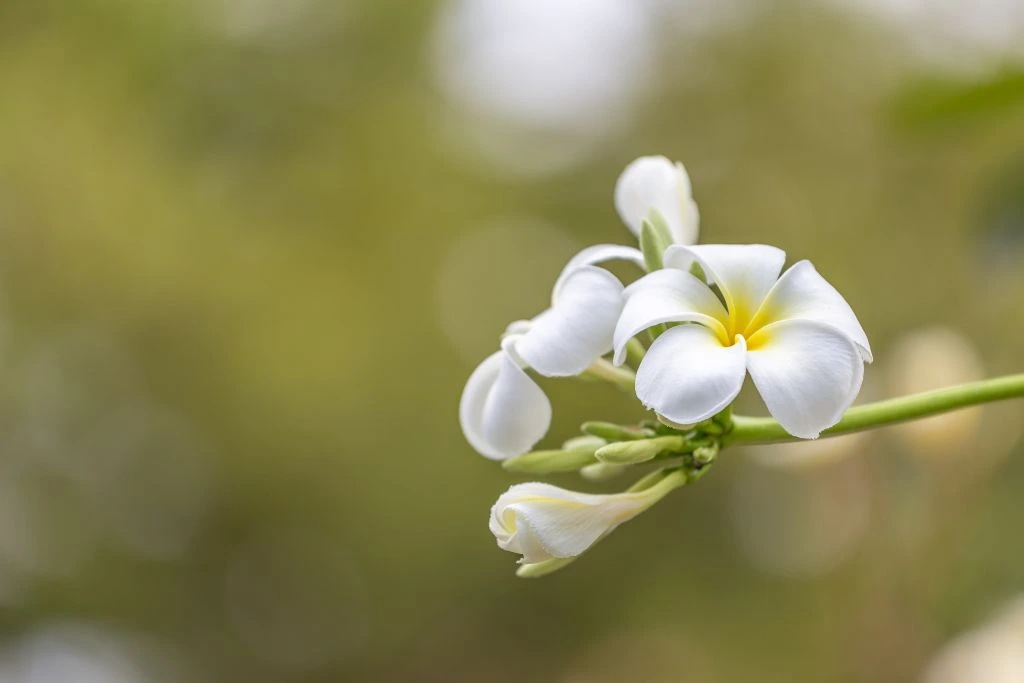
725, 374, 1024, 446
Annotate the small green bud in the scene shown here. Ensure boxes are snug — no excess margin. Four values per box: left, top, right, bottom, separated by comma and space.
502, 447, 599, 474
580, 462, 629, 482
562, 435, 606, 451
693, 442, 719, 466
595, 435, 686, 465
640, 210, 674, 272
581, 421, 656, 441
595, 441, 659, 465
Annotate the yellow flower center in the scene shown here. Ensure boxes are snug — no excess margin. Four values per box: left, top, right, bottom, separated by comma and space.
712, 294, 773, 351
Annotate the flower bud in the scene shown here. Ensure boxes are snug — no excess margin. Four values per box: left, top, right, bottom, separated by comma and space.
502, 446, 600, 475
615, 156, 699, 246
489, 473, 686, 564
562, 435, 607, 450
692, 442, 719, 466
581, 421, 655, 441
640, 213, 673, 271
595, 435, 686, 465
580, 462, 629, 482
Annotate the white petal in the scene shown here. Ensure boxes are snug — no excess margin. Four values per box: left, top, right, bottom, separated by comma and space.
489, 482, 648, 563
635, 324, 747, 425
552, 244, 644, 302
504, 319, 533, 337
516, 266, 624, 377
664, 244, 786, 330
612, 269, 728, 365
746, 318, 864, 439
751, 260, 872, 362
459, 350, 551, 460
614, 156, 699, 245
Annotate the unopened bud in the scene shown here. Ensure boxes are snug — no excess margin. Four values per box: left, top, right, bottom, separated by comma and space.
502, 446, 599, 474
640, 213, 673, 272
581, 421, 656, 441
580, 462, 629, 482
562, 435, 606, 451
595, 435, 686, 465
693, 442, 719, 466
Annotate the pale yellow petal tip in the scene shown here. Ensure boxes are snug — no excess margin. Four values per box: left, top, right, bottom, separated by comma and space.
516, 557, 576, 579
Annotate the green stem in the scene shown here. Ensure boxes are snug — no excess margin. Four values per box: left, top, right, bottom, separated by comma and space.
725, 373, 1024, 446
585, 359, 636, 391
625, 338, 647, 369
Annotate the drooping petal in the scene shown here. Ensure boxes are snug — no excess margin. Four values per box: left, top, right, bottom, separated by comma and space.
552, 244, 644, 302
489, 482, 652, 563
749, 260, 872, 362
614, 156, 699, 245
516, 266, 624, 377
459, 348, 551, 460
664, 244, 786, 331
635, 324, 747, 426
612, 268, 729, 365
745, 318, 864, 439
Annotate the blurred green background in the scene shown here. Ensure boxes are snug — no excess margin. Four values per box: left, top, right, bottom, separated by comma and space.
0, 1, 1023, 681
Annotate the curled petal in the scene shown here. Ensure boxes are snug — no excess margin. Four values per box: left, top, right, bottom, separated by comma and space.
614, 156, 699, 245
612, 269, 728, 365
751, 260, 872, 362
516, 266, 624, 377
459, 349, 551, 460
489, 482, 653, 563
552, 244, 644, 302
746, 318, 864, 439
635, 325, 747, 426
664, 244, 786, 330
503, 319, 533, 337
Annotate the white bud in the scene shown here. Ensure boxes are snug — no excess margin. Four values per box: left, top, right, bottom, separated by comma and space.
489, 473, 685, 564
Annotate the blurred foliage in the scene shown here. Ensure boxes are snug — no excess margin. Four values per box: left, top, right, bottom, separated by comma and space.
0, 1, 1020, 682
891, 67, 1024, 130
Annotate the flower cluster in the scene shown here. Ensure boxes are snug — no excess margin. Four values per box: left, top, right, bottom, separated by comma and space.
459, 156, 871, 576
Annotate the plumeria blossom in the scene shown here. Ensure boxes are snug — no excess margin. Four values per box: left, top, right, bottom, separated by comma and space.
490, 472, 684, 564
613, 244, 872, 438
453, 154, 1021, 579
615, 155, 700, 245
459, 157, 700, 460
460, 263, 633, 460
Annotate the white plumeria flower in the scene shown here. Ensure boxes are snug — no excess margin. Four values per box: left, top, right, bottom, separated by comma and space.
615, 155, 700, 245
490, 474, 683, 563
460, 255, 641, 460
460, 155, 702, 460
613, 244, 872, 439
